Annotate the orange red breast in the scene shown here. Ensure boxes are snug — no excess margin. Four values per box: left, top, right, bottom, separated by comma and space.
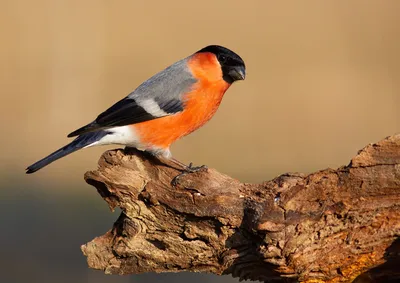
133, 52, 230, 149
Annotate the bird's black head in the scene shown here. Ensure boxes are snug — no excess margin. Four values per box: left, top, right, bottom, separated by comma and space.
197, 45, 246, 84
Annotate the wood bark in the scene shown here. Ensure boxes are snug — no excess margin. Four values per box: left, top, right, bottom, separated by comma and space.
81, 134, 400, 282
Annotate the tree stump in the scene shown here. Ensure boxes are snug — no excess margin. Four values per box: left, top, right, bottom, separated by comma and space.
81, 134, 400, 282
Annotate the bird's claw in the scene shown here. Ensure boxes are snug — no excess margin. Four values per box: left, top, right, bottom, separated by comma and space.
171, 163, 208, 186
186, 162, 208, 173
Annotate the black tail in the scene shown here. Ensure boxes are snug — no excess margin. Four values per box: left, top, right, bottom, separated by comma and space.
26, 131, 109, 174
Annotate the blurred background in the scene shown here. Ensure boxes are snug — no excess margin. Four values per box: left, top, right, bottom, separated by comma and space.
1, 0, 399, 282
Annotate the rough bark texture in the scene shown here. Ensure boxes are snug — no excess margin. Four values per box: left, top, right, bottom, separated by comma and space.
81, 134, 400, 282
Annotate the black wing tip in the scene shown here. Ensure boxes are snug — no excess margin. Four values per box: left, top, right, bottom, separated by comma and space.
67, 122, 97, 138
67, 131, 78, 138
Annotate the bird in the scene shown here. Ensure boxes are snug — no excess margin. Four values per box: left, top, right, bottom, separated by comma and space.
26, 45, 246, 178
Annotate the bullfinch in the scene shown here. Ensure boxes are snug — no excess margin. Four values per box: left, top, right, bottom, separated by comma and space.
26, 45, 246, 178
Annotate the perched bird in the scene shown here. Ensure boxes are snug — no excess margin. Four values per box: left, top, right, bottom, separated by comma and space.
26, 45, 246, 177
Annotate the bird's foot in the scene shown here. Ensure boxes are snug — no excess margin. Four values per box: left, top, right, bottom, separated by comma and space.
171, 163, 208, 186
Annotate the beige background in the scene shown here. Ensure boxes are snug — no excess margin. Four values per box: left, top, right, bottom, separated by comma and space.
1, 1, 399, 282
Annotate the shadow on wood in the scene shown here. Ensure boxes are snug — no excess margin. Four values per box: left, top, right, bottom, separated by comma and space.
353, 238, 400, 283
81, 134, 400, 282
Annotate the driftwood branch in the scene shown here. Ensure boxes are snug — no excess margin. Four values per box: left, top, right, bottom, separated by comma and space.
81, 134, 400, 282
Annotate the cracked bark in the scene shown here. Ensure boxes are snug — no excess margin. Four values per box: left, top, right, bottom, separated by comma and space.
81, 134, 400, 282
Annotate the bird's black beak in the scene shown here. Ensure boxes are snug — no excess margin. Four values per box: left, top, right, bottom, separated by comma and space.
228, 65, 246, 81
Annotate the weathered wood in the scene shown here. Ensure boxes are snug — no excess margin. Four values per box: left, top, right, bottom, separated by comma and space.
81, 134, 400, 282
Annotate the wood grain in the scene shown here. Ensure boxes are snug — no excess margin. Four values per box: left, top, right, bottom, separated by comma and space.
82, 134, 400, 282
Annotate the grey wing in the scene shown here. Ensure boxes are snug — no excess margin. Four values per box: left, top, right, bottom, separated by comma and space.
68, 58, 197, 137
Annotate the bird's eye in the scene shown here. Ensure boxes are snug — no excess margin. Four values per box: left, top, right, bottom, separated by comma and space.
218, 54, 227, 63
